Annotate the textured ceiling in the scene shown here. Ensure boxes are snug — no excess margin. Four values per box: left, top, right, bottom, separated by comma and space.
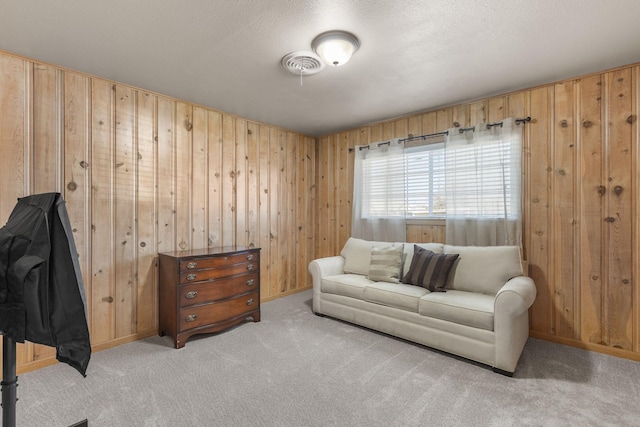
2, 0, 640, 136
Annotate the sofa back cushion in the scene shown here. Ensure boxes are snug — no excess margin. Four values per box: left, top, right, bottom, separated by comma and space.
444, 245, 523, 295
341, 237, 391, 275
341, 238, 445, 278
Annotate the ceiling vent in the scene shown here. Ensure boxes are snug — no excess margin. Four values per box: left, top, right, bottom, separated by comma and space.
281, 51, 325, 75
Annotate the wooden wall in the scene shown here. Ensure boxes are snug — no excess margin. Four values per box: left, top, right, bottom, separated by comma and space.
317, 63, 640, 361
0, 51, 316, 373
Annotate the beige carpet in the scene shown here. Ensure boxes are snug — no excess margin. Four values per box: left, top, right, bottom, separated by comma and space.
13, 289, 640, 426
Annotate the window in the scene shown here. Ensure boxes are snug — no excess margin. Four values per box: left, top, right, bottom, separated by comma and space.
359, 138, 518, 220
360, 142, 445, 219
361, 147, 406, 218
405, 143, 445, 218
353, 120, 523, 245
445, 134, 520, 219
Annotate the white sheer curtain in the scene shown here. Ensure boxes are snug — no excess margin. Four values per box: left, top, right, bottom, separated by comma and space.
351, 138, 407, 242
445, 118, 523, 246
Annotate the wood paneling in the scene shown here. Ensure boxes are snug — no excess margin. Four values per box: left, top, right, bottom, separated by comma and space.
579, 75, 605, 346
317, 64, 640, 362
114, 85, 136, 338
552, 81, 578, 339
135, 91, 157, 334
90, 79, 115, 345
207, 110, 223, 248
605, 68, 634, 350
0, 51, 316, 374
192, 107, 209, 250
528, 86, 553, 335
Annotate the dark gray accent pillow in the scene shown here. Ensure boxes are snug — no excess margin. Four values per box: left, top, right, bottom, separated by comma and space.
402, 245, 459, 292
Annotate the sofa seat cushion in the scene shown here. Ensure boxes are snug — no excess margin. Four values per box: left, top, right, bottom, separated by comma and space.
364, 281, 429, 312
418, 290, 495, 331
322, 274, 372, 300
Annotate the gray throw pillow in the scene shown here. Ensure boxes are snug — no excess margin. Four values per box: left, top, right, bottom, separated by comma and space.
367, 244, 404, 283
402, 245, 459, 292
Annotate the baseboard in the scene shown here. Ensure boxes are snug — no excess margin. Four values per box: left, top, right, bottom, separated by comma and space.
529, 331, 640, 363
16, 328, 160, 375
91, 328, 159, 353
261, 286, 312, 303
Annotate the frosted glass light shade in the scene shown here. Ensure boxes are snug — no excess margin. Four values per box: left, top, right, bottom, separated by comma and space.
311, 30, 360, 67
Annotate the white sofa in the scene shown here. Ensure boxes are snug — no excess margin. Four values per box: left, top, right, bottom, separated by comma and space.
308, 238, 537, 375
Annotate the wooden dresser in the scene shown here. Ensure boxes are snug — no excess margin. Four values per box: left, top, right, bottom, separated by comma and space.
158, 246, 260, 348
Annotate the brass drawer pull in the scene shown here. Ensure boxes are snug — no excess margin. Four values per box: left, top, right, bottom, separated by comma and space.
247, 254, 254, 261
186, 273, 197, 281
246, 298, 254, 306
246, 279, 254, 286
185, 291, 197, 299
186, 261, 197, 269
247, 264, 255, 271
185, 314, 197, 322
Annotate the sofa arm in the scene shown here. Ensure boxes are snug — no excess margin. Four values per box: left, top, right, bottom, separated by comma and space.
493, 275, 537, 374
308, 256, 345, 288
308, 256, 345, 313
495, 275, 537, 317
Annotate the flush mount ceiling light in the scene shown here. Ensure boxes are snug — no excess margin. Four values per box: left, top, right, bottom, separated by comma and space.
311, 30, 360, 67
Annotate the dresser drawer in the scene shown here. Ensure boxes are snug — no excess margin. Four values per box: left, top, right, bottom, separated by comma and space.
179, 261, 258, 283
180, 252, 259, 271
179, 292, 259, 330
180, 272, 258, 307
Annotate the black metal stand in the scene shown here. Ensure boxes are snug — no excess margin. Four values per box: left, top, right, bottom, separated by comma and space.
1, 339, 87, 427
1, 336, 17, 427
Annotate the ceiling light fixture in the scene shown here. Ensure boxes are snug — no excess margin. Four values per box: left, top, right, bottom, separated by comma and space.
311, 30, 360, 67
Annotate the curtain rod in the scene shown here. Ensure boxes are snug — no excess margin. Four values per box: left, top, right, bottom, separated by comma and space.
348, 116, 531, 152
